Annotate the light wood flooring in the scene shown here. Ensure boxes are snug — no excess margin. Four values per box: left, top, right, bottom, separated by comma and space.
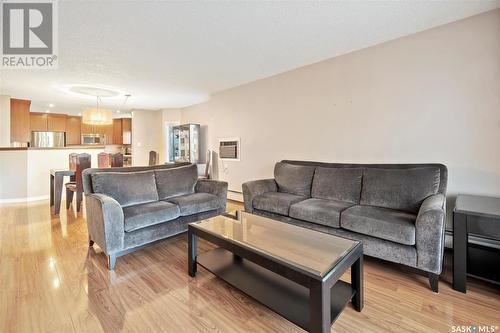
0, 200, 499, 333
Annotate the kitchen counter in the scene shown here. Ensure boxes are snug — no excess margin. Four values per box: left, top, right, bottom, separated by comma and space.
0, 145, 106, 151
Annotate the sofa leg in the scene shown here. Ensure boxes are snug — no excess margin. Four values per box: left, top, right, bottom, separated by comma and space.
429, 273, 439, 293
107, 254, 116, 270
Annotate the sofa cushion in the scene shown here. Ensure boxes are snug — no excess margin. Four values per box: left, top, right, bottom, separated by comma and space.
341, 205, 417, 245
123, 201, 180, 232
91, 170, 159, 207
311, 167, 363, 204
253, 191, 307, 216
155, 164, 198, 200
360, 167, 440, 213
289, 198, 355, 228
167, 192, 219, 216
274, 162, 316, 197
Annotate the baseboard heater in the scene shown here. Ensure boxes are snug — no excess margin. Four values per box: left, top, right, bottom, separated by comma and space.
227, 190, 244, 202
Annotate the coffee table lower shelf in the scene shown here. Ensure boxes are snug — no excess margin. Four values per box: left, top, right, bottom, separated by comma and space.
197, 247, 355, 331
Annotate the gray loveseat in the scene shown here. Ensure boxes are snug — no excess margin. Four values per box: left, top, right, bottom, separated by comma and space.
243, 160, 447, 292
83, 163, 228, 269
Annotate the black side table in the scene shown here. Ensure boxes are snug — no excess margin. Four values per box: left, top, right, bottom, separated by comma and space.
453, 194, 500, 293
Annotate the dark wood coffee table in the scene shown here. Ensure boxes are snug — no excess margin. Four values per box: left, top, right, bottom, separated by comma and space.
188, 211, 363, 333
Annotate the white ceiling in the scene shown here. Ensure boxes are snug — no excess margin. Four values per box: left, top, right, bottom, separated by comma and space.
1, 1, 499, 115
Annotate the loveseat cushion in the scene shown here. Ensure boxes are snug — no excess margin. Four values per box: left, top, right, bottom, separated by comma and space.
311, 167, 363, 203
155, 164, 198, 200
341, 205, 417, 245
274, 162, 316, 197
253, 191, 307, 216
167, 192, 219, 216
289, 198, 355, 228
360, 167, 440, 213
91, 170, 159, 207
123, 201, 180, 232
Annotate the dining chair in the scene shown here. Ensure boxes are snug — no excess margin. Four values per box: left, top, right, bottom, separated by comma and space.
110, 153, 124, 167
149, 151, 158, 166
65, 153, 91, 212
69, 153, 78, 182
98, 152, 111, 168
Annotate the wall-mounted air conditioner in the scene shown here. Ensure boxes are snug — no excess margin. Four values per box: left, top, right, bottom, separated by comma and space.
219, 138, 240, 161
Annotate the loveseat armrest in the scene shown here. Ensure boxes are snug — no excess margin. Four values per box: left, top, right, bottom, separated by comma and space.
85, 193, 125, 255
242, 179, 278, 213
195, 179, 228, 212
415, 193, 446, 274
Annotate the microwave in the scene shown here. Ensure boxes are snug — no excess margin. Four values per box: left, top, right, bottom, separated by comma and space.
82, 134, 106, 145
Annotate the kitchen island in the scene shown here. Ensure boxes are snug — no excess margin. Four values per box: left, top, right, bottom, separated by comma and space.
0, 146, 105, 203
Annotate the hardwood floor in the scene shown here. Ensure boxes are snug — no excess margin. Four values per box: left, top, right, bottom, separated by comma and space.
0, 199, 499, 333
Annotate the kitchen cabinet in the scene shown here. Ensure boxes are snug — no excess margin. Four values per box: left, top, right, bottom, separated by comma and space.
66, 116, 81, 145
10, 99, 31, 143
30, 113, 67, 132
30, 112, 48, 131
113, 119, 123, 144
103, 124, 114, 144
81, 122, 94, 135
122, 118, 132, 144
47, 114, 67, 132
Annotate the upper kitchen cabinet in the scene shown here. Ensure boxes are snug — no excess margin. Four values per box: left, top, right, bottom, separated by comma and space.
103, 124, 114, 144
122, 118, 132, 144
10, 99, 31, 143
113, 119, 123, 144
47, 114, 67, 132
81, 122, 94, 135
66, 116, 81, 145
30, 113, 67, 132
30, 112, 48, 131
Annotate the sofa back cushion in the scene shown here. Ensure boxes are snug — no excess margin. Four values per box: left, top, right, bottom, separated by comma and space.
155, 164, 198, 200
274, 162, 315, 197
360, 167, 440, 213
91, 170, 159, 207
311, 167, 363, 203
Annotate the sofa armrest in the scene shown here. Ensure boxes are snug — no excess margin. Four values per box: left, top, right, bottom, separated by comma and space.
242, 179, 277, 213
85, 193, 125, 255
195, 179, 228, 212
415, 193, 446, 274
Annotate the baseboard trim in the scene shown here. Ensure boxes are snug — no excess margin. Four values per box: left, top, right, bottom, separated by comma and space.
227, 190, 243, 202
0, 195, 49, 204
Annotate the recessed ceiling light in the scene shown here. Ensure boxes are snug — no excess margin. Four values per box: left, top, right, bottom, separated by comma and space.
45, 110, 50, 113
49, 103, 54, 108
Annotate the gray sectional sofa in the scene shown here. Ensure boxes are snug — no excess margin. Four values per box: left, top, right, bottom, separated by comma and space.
243, 160, 447, 292
83, 163, 228, 269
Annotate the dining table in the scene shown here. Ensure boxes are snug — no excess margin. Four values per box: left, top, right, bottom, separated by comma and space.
50, 169, 75, 215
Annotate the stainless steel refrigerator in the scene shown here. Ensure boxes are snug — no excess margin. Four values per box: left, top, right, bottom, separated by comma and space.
31, 131, 66, 148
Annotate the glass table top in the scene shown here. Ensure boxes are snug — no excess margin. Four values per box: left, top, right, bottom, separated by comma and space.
191, 211, 360, 278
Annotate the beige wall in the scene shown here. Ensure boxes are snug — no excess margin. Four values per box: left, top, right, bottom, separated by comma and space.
180, 9, 500, 227
0, 95, 11, 146
0, 151, 28, 200
132, 109, 164, 166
